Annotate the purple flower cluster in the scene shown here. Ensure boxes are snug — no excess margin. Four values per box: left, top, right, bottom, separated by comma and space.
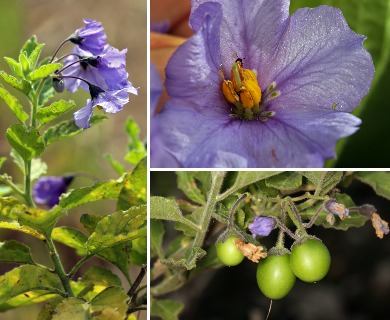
153, 0, 374, 168
57, 19, 138, 129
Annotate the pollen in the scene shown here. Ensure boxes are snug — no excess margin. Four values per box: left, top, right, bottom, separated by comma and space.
221, 59, 265, 120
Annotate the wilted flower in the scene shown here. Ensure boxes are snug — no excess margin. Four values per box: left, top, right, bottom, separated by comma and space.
248, 216, 275, 237
325, 199, 349, 219
371, 213, 389, 239
155, 0, 374, 168
33, 176, 74, 207
69, 19, 107, 55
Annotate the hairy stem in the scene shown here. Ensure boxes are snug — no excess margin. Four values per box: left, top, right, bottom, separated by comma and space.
45, 236, 73, 297
24, 161, 34, 207
192, 171, 226, 248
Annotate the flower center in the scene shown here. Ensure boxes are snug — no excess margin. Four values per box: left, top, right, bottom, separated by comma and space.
221, 59, 277, 121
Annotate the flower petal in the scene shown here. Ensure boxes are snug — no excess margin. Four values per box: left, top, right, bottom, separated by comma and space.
74, 100, 94, 129
158, 99, 361, 167
191, 0, 290, 73
165, 2, 223, 105
265, 6, 374, 113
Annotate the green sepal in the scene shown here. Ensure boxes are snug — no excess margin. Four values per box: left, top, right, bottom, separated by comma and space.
0, 86, 29, 123
5, 124, 44, 162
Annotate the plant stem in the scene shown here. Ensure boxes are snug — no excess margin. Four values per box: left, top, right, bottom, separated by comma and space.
67, 255, 92, 279
45, 236, 74, 297
192, 171, 225, 248
24, 161, 34, 207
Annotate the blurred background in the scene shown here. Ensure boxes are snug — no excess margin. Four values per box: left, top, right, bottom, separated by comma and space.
150, 0, 390, 167
151, 171, 390, 320
0, 0, 146, 319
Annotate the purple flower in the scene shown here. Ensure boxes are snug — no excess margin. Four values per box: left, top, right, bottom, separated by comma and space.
150, 64, 179, 167
248, 216, 275, 237
62, 46, 131, 93
74, 84, 133, 129
325, 199, 349, 219
69, 19, 107, 55
155, 1, 374, 168
33, 176, 74, 208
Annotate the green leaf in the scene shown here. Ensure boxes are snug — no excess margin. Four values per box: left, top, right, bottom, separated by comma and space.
19, 53, 30, 74
10, 148, 24, 174
104, 153, 126, 175
36, 100, 76, 126
80, 266, 122, 288
43, 115, 107, 145
0, 157, 6, 169
150, 219, 165, 258
0, 221, 45, 240
0, 240, 34, 264
129, 236, 147, 265
17, 206, 67, 235
80, 214, 102, 234
29, 43, 44, 69
0, 265, 63, 304
176, 172, 206, 205
218, 171, 282, 200
0, 196, 26, 220
51, 297, 89, 320
116, 157, 147, 210
0, 86, 29, 123
21, 35, 40, 58
27, 63, 62, 81
59, 177, 125, 210
89, 287, 129, 320
161, 246, 206, 271
151, 197, 199, 230
265, 172, 303, 190
4, 57, 23, 78
31, 157, 48, 181
97, 242, 133, 282
151, 298, 184, 320
86, 205, 146, 254
6, 124, 44, 162
300, 171, 344, 195
124, 117, 146, 165
0, 290, 58, 312
0, 71, 30, 93
354, 172, 390, 200
52, 227, 87, 256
